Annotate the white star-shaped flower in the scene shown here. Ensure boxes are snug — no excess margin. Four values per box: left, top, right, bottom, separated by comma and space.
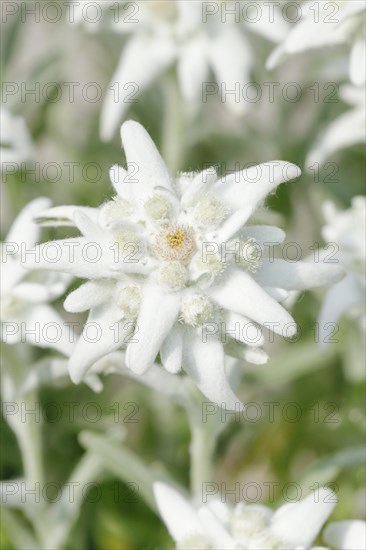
153, 482, 359, 549
1, 198, 73, 354
25, 121, 343, 408
73, 0, 289, 140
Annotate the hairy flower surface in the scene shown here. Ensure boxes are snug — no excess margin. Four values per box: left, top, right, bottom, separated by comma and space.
154, 482, 365, 549
26, 121, 343, 408
318, 196, 366, 348
1, 198, 72, 353
73, 0, 288, 140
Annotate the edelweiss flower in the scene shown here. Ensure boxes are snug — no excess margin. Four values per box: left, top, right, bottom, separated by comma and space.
267, 0, 366, 86
0, 108, 33, 166
153, 482, 363, 550
318, 196, 366, 349
26, 122, 342, 408
306, 84, 366, 166
1, 198, 72, 354
73, 0, 288, 140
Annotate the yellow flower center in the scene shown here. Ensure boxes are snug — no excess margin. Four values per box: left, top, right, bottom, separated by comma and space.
166, 229, 186, 249
154, 225, 195, 263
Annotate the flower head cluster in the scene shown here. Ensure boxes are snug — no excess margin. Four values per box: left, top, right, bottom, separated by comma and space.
73, 0, 288, 140
27, 121, 342, 408
154, 482, 366, 550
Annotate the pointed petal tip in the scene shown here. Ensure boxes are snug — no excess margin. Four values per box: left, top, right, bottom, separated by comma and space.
120, 120, 143, 143
153, 481, 169, 500
29, 196, 53, 213
125, 343, 152, 375
68, 361, 83, 385
282, 162, 301, 180
99, 120, 114, 143
63, 294, 74, 313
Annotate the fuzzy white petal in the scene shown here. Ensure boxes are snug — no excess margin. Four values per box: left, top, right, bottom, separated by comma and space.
64, 280, 115, 313
126, 284, 181, 374
180, 167, 218, 206
73, 210, 106, 241
215, 207, 254, 243
208, 27, 252, 116
318, 276, 362, 350
121, 120, 172, 195
263, 287, 289, 302
160, 324, 183, 373
284, 18, 348, 54
68, 303, 125, 383
198, 505, 236, 549
241, 226, 286, 246
323, 520, 366, 550
100, 35, 175, 141
350, 41, 366, 86
271, 488, 337, 548
5, 197, 51, 246
266, 43, 287, 70
254, 259, 344, 290
243, 347, 269, 365
224, 311, 265, 347
210, 269, 295, 336
183, 332, 243, 411
153, 482, 204, 542
35, 205, 99, 227
22, 238, 112, 279
247, 2, 289, 43
306, 107, 366, 167
109, 164, 133, 200
214, 162, 301, 213
177, 38, 209, 106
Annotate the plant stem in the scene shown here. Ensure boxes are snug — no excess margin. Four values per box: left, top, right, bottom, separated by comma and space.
188, 409, 215, 501
162, 71, 185, 173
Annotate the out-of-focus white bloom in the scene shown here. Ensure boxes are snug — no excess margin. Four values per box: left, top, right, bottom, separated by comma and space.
307, 85, 366, 166
323, 520, 366, 550
267, 1, 366, 166
25, 121, 343, 408
0, 108, 33, 166
73, 0, 288, 140
153, 482, 341, 549
267, 1, 366, 86
1, 198, 73, 354
318, 196, 366, 349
